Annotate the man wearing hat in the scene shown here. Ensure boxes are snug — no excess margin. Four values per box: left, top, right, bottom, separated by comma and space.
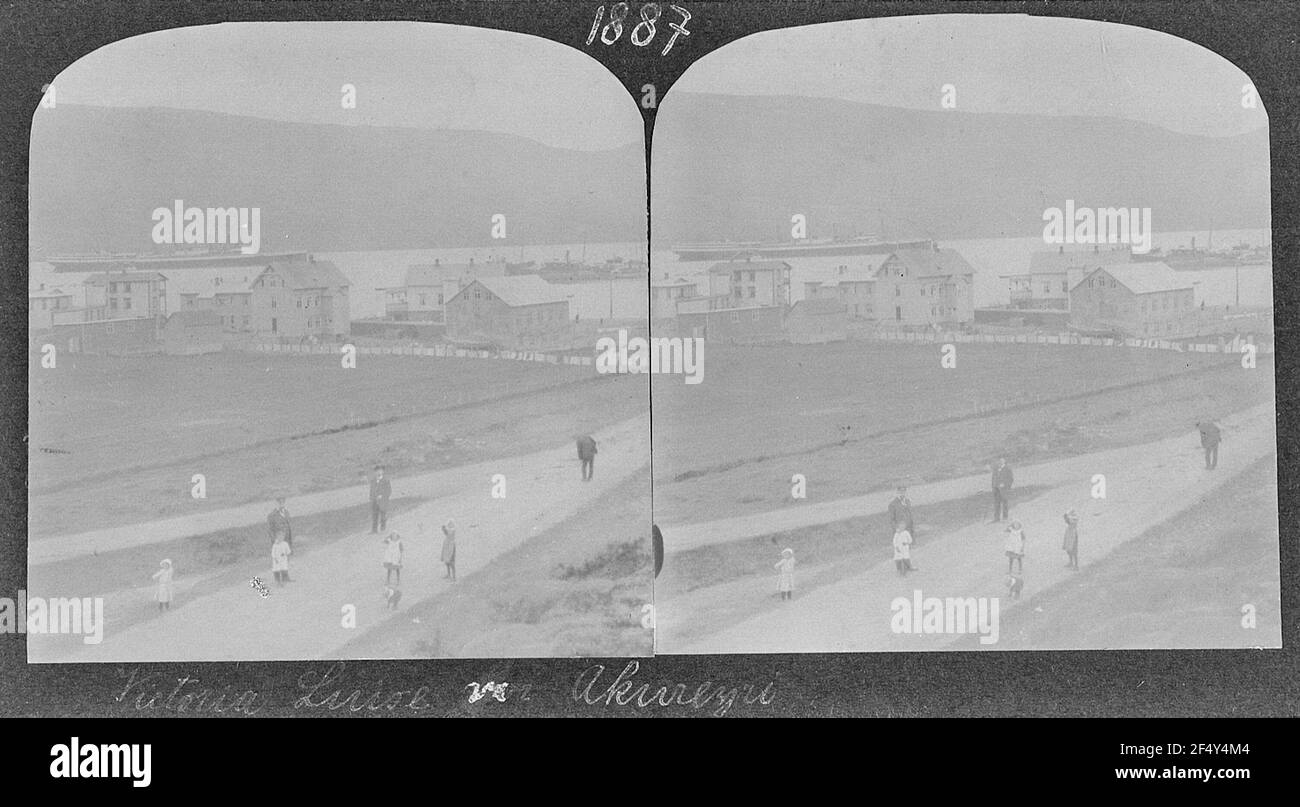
267, 496, 293, 549
1197, 421, 1221, 470
1062, 508, 1080, 570
576, 434, 598, 482
991, 457, 1014, 522
369, 465, 392, 534
888, 485, 915, 542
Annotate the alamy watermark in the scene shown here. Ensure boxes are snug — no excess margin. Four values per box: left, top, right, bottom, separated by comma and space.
890, 589, 1000, 645
1042, 199, 1151, 255
151, 199, 261, 254
0, 591, 104, 645
595, 329, 703, 384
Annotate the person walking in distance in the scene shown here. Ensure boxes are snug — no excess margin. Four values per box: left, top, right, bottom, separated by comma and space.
440, 518, 457, 581
991, 457, 1014, 522
774, 547, 795, 600
1004, 520, 1026, 574
383, 533, 404, 586
271, 533, 292, 586
268, 496, 293, 550
892, 521, 915, 576
369, 465, 392, 534
576, 434, 597, 481
888, 485, 915, 543
1197, 421, 1221, 470
152, 559, 175, 611
1062, 508, 1080, 570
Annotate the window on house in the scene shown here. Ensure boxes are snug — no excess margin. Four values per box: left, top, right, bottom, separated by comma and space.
730, 311, 740, 323
1061, 280, 1068, 293
751, 310, 759, 322
124, 298, 131, 310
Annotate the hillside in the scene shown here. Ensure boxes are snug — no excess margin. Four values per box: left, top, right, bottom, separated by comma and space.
652, 92, 1270, 243
29, 104, 646, 255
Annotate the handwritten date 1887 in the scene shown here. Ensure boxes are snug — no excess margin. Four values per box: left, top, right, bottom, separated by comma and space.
585, 3, 692, 56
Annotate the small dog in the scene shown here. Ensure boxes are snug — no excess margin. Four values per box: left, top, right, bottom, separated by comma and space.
384, 586, 402, 610
1006, 574, 1024, 600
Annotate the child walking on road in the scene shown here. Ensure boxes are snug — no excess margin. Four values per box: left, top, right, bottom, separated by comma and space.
893, 522, 915, 575
384, 532, 404, 585
1005, 520, 1026, 574
272, 534, 292, 586
775, 548, 795, 600
152, 559, 174, 611
1062, 509, 1080, 570
440, 519, 457, 581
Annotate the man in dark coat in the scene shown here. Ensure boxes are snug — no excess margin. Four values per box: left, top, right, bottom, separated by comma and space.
369, 465, 392, 533
888, 485, 915, 541
576, 434, 597, 481
991, 458, 1014, 522
1197, 421, 1222, 469
267, 496, 293, 549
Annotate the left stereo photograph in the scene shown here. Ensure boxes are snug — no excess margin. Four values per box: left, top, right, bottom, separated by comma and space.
25, 21, 653, 662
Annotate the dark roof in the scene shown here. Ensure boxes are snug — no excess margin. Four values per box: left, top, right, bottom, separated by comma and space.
879, 248, 976, 279
707, 260, 792, 275
1071, 263, 1193, 295
790, 298, 848, 315
258, 260, 350, 290
450, 275, 569, 307
86, 271, 168, 284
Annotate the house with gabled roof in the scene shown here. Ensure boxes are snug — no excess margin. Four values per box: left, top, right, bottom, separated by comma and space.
249, 258, 351, 339
29, 285, 75, 330
875, 247, 975, 326
1002, 246, 1134, 310
85, 270, 168, 320
1068, 262, 1197, 338
444, 274, 572, 350
707, 258, 792, 308
384, 260, 507, 321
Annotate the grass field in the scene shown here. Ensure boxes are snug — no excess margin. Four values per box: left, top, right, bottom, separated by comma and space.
29, 351, 646, 535
651, 342, 1273, 525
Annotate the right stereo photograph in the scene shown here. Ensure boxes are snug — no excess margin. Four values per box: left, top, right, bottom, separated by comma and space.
649, 14, 1278, 654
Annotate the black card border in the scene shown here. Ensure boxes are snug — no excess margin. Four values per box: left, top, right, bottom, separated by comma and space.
1, 0, 1295, 718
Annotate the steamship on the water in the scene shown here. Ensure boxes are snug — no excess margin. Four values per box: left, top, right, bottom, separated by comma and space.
672, 235, 934, 262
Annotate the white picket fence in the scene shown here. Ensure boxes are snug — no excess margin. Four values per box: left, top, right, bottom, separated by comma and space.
242, 340, 596, 367
863, 330, 1274, 355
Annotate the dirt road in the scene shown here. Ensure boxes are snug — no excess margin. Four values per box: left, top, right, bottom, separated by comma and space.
29, 415, 649, 661
656, 403, 1276, 653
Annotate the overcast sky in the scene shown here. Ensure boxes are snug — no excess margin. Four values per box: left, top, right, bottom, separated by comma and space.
44, 21, 642, 151
670, 15, 1268, 138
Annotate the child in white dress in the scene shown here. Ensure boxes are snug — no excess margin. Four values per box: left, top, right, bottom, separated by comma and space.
774, 548, 795, 600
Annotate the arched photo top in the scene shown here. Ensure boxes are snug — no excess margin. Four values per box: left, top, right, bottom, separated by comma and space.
661, 14, 1268, 136
652, 13, 1270, 252
34, 21, 642, 151
31, 21, 646, 256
